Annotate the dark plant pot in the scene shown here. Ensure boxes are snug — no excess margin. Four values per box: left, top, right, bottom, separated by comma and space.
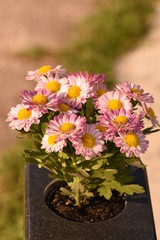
25, 163, 157, 240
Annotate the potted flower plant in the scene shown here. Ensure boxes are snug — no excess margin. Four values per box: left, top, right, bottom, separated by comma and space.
7, 65, 159, 239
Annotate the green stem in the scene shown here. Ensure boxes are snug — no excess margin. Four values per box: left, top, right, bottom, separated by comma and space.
76, 191, 81, 208
83, 103, 87, 118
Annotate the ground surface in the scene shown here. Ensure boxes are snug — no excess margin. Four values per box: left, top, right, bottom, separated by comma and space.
114, 2, 160, 237
1, 0, 160, 238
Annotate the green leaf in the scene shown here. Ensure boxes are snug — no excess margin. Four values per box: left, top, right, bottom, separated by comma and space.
48, 173, 57, 178
125, 157, 146, 168
101, 153, 114, 159
41, 122, 48, 135
98, 185, 112, 200
58, 152, 69, 159
60, 187, 72, 196
23, 156, 39, 164
121, 184, 145, 195
69, 178, 84, 207
143, 127, 153, 134
77, 168, 89, 178
47, 111, 56, 121
64, 173, 73, 182
67, 177, 94, 207
98, 179, 145, 200
144, 128, 160, 135
24, 149, 32, 155
115, 168, 135, 184
34, 141, 42, 150
102, 180, 144, 196
92, 159, 103, 170
30, 123, 40, 132
69, 177, 84, 194
92, 169, 118, 180
106, 180, 122, 191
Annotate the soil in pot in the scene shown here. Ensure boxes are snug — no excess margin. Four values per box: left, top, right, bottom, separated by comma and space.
45, 182, 126, 223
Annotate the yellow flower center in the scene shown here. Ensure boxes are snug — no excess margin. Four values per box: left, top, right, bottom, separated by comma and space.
48, 134, 59, 145
60, 122, 76, 133
37, 65, 52, 75
130, 88, 141, 95
125, 133, 139, 147
81, 133, 95, 148
96, 89, 107, 97
32, 94, 48, 105
113, 116, 128, 125
108, 99, 123, 111
146, 107, 155, 118
17, 108, 32, 120
46, 81, 61, 93
58, 103, 70, 112
96, 124, 108, 132
68, 86, 81, 99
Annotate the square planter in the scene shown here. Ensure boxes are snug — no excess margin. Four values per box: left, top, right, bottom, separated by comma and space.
25, 163, 157, 240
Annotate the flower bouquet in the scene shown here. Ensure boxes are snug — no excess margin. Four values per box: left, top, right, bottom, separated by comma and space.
7, 65, 160, 222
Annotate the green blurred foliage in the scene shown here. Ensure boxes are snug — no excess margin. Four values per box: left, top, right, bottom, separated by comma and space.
18, 46, 51, 59
0, 140, 32, 240
60, 0, 156, 88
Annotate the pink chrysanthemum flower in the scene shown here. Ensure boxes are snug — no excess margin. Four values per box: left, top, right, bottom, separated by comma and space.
87, 72, 106, 86
25, 65, 66, 81
98, 108, 144, 140
65, 72, 93, 109
92, 82, 108, 106
72, 124, 106, 160
95, 122, 109, 140
116, 82, 154, 104
54, 100, 79, 114
41, 133, 67, 153
20, 89, 58, 114
35, 75, 68, 97
6, 104, 42, 132
141, 103, 160, 128
69, 71, 106, 85
46, 113, 86, 141
97, 91, 132, 114
113, 130, 149, 158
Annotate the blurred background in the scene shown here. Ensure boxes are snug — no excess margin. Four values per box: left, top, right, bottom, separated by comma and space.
0, 0, 160, 239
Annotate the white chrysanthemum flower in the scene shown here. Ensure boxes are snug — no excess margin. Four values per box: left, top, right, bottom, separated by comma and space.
46, 113, 86, 141
41, 133, 66, 153
88, 72, 106, 86
113, 130, 149, 158
97, 91, 132, 114
116, 82, 154, 104
65, 72, 93, 109
6, 104, 42, 132
55, 100, 79, 114
98, 108, 144, 140
141, 103, 160, 127
25, 65, 66, 81
20, 89, 59, 114
92, 82, 108, 107
35, 75, 69, 97
72, 124, 106, 160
